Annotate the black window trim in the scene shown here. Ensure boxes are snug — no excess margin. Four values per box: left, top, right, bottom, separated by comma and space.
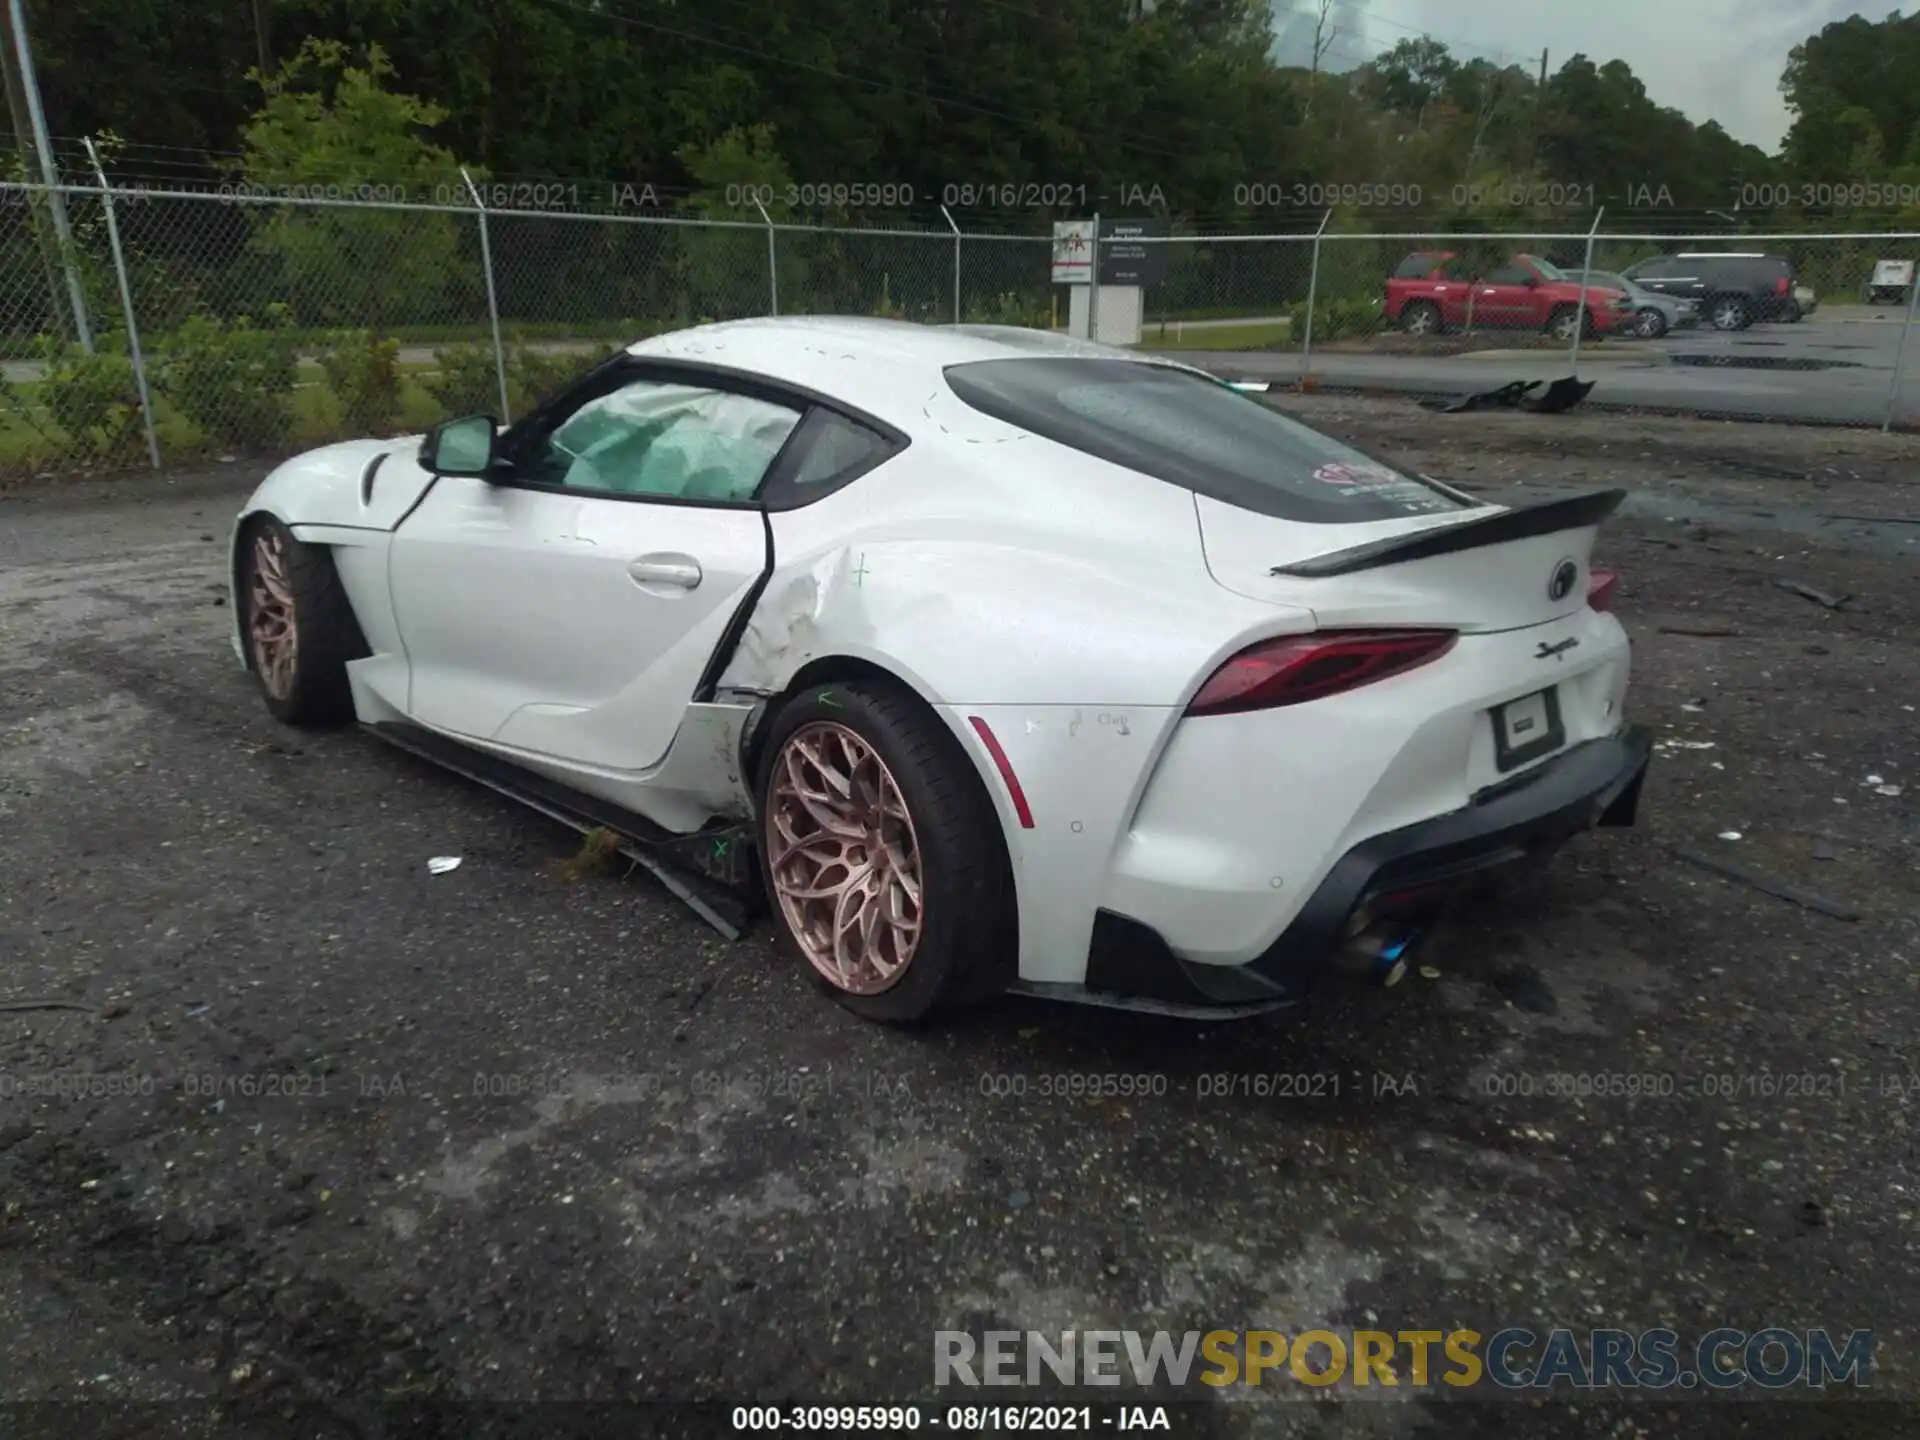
484, 354, 910, 511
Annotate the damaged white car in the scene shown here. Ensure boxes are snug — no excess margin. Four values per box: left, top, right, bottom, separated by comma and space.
229, 317, 1651, 1022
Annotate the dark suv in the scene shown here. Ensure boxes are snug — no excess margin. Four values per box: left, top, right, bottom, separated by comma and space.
1618, 252, 1798, 331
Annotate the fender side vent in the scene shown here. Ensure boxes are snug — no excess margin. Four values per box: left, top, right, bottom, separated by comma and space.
359, 451, 389, 508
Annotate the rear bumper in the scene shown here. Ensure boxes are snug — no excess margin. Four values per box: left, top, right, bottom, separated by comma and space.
1085, 726, 1653, 1010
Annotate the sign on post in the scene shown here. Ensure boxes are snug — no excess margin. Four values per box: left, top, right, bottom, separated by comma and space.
1098, 219, 1169, 286
1051, 220, 1096, 284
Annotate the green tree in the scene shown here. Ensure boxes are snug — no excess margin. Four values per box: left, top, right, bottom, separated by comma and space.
1782, 11, 1920, 177
239, 39, 479, 327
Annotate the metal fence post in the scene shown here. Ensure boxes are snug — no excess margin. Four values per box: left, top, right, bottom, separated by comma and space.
7, 0, 91, 351
81, 137, 159, 470
462, 168, 511, 424
752, 198, 778, 315
1567, 207, 1605, 373
1300, 208, 1333, 372
1884, 259, 1920, 433
1088, 212, 1101, 342
941, 204, 962, 323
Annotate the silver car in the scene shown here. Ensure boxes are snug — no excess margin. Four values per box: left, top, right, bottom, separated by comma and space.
1583, 269, 1696, 338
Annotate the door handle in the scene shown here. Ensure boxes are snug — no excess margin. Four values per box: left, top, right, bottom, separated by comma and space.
627, 556, 702, 589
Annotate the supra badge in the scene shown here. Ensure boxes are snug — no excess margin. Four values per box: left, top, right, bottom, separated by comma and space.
1536, 636, 1580, 661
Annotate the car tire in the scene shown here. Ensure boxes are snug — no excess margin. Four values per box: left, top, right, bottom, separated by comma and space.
1781, 302, 1803, 323
1633, 308, 1668, 339
1708, 294, 1752, 331
239, 515, 367, 727
754, 679, 1015, 1024
1546, 305, 1590, 342
1398, 300, 1441, 336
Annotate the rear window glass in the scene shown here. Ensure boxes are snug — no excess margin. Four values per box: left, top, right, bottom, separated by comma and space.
1393, 253, 1446, 278
943, 358, 1469, 523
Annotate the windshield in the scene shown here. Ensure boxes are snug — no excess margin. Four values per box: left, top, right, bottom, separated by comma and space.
943, 358, 1469, 523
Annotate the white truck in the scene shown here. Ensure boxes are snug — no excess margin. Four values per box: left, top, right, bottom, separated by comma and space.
1868, 258, 1915, 304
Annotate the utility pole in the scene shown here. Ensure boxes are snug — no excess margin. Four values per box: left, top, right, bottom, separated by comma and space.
250, 0, 272, 76
1526, 47, 1548, 178
0, 0, 64, 333
4, 0, 91, 351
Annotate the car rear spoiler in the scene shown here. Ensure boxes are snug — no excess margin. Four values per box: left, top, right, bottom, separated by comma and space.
1269, 488, 1627, 578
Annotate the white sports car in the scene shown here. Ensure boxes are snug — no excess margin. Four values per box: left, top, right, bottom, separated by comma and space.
229, 317, 1651, 1022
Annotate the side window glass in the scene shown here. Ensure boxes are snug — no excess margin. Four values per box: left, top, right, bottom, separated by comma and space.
789, 411, 895, 490
759, 407, 901, 507
1485, 265, 1531, 285
526, 380, 801, 501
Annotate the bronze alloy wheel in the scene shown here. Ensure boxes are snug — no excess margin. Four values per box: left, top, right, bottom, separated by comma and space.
766, 720, 925, 994
248, 528, 299, 700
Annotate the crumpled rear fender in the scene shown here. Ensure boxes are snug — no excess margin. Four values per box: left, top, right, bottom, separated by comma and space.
716, 537, 1314, 984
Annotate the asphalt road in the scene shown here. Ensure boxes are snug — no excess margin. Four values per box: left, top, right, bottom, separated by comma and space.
1, 407, 1918, 1437
1158, 305, 1920, 427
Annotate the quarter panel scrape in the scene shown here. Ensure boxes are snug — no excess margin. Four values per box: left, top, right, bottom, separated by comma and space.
719, 545, 924, 692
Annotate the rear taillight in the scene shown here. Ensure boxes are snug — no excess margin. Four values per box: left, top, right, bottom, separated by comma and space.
1775, 276, 1790, 295
1587, 569, 1618, 611
1186, 630, 1457, 716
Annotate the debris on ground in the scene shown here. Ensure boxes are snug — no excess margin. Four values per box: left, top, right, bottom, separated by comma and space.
1775, 580, 1853, 610
555, 828, 621, 881
426, 855, 462, 875
1671, 845, 1861, 921
1717, 830, 1743, 840
1417, 376, 1595, 415
1659, 623, 1741, 637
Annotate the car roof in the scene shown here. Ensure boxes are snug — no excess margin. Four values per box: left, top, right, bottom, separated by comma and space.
623, 316, 1197, 427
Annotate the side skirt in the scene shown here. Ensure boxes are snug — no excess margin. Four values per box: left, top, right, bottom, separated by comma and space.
1006, 980, 1296, 1021
363, 721, 764, 939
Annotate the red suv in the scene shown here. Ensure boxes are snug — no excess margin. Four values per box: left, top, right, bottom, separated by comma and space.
1385, 251, 1635, 339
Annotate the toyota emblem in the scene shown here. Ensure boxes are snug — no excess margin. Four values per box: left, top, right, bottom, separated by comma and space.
1548, 559, 1579, 602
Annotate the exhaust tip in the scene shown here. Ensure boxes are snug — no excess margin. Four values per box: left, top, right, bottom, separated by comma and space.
1337, 924, 1422, 988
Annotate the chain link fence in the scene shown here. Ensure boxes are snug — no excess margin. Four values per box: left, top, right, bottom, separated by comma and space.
2, 177, 1916, 479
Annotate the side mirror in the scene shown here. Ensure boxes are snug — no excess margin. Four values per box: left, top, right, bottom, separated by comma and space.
420, 414, 498, 477
1524, 274, 1541, 287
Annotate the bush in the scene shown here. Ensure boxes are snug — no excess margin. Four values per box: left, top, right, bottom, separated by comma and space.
318, 330, 404, 435
510, 343, 600, 410
161, 308, 300, 449
13, 338, 145, 457
422, 343, 502, 420
965, 290, 1049, 327
1283, 295, 1383, 346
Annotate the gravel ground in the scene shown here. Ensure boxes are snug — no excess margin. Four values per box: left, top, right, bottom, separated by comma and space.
1, 402, 1916, 1439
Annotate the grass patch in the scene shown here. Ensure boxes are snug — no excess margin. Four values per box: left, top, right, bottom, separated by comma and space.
1139, 318, 1295, 350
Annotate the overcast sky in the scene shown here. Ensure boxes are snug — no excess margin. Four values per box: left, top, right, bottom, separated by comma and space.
1269, 0, 1911, 154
